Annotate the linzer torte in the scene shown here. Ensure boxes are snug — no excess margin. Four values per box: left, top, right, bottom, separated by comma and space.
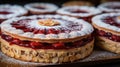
57, 6, 101, 23
0, 15, 94, 63
92, 13, 120, 54
24, 3, 58, 15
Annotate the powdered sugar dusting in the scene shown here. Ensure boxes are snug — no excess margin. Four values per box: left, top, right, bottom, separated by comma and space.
92, 13, 120, 32
27, 19, 68, 30
1, 15, 94, 39
0, 4, 28, 19
24, 3, 58, 13
57, 6, 101, 17
98, 2, 120, 12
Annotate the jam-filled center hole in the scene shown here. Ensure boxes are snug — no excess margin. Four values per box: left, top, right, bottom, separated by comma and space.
33, 5, 46, 9
67, 9, 88, 13
0, 11, 13, 15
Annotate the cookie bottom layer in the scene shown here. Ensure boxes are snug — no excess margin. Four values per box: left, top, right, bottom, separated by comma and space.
96, 36, 120, 54
1, 38, 94, 63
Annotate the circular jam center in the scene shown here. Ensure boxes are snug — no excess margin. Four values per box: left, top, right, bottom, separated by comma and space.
38, 19, 60, 26
33, 6, 46, 9
102, 16, 120, 28
0, 11, 12, 15
68, 9, 88, 13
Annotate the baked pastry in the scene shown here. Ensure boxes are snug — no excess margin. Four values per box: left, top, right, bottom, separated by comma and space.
0, 4, 28, 24
24, 3, 58, 15
98, 2, 120, 13
92, 13, 120, 54
62, 1, 93, 7
0, 15, 94, 63
57, 6, 101, 23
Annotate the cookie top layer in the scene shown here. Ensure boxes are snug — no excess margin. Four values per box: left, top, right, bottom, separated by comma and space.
1, 15, 93, 40
98, 2, 120, 12
24, 3, 58, 13
0, 4, 28, 19
57, 6, 101, 17
92, 13, 120, 32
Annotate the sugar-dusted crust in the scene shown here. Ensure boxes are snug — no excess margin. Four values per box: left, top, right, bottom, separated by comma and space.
98, 2, 120, 12
57, 6, 101, 18
1, 38, 94, 63
92, 13, 120, 35
24, 3, 58, 14
1, 15, 94, 43
96, 36, 120, 54
62, 1, 93, 7
0, 4, 28, 20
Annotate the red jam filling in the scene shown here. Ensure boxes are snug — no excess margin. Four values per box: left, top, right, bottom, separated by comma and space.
0, 19, 5, 24
102, 16, 120, 28
0, 11, 12, 15
68, 9, 88, 13
80, 16, 92, 23
96, 29, 120, 42
33, 6, 46, 9
11, 19, 83, 34
66, 9, 92, 23
0, 11, 13, 23
1, 34, 93, 49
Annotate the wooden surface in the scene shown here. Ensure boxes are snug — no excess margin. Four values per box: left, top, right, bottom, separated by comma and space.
0, 48, 120, 67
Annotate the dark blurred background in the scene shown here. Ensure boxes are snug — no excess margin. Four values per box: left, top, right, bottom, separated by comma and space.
0, 0, 120, 7
0, 0, 111, 6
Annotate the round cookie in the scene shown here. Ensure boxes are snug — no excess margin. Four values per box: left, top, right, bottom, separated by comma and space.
24, 3, 58, 15
92, 13, 120, 54
57, 6, 101, 23
1, 15, 94, 63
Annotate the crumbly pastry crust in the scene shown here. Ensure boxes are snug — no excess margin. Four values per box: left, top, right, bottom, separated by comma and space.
96, 36, 120, 54
98, 2, 120, 12
57, 6, 101, 18
24, 3, 58, 14
62, 1, 93, 7
1, 38, 94, 63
